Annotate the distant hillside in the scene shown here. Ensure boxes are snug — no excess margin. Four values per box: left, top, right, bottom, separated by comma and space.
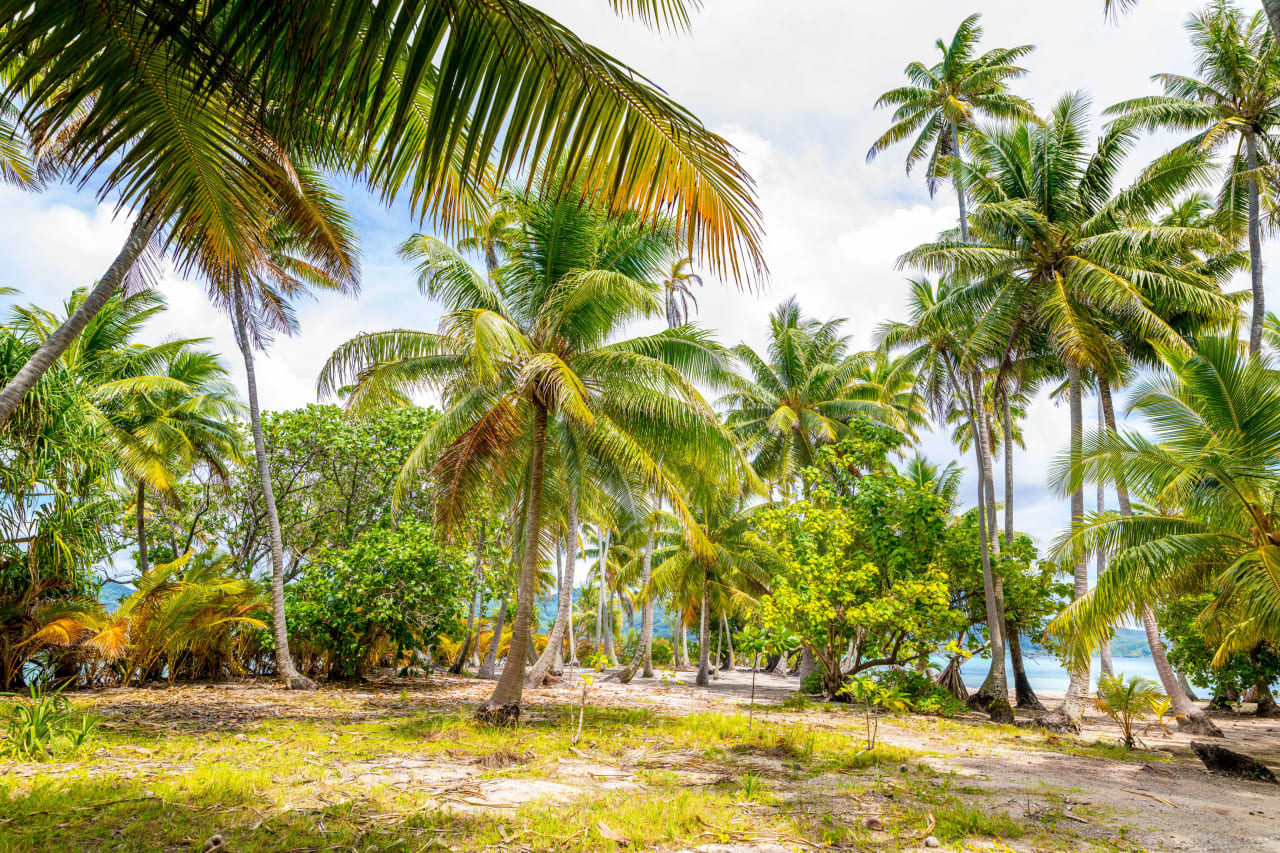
99, 581, 133, 611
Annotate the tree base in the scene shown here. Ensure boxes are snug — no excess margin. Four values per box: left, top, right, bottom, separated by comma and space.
1037, 707, 1081, 734
1015, 693, 1046, 711
1255, 698, 1280, 718
475, 703, 521, 727
1191, 741, 1277, 783
968, 689, 1014, 721
1176, 709, 1224, 738
284, 673, 316, 691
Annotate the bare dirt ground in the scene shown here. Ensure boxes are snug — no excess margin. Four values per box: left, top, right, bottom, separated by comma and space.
13, 666, 1279, 852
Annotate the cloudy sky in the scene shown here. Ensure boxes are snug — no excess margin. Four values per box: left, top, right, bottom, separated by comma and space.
0, 0, 1264, 550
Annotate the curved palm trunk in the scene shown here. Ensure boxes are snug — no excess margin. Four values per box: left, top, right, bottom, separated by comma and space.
1003, 396, 1042, 709
951, 121, 970, 243
234, 293, 312, 691
1099, 379, 1222, 736
962, 372, 1011, 721
0, 212, 158, 428
480, 402, 549, 716
135, 482, 150, 575
1267, 2, 1280, 56
722, 614, 736, 671
526, 492, 578, 686
604, 584, 618, 666
452, 531, 486, 675
1059, 362, 1090, 728
618, 513, 656, 683
1247, 130, 1265, 356
479, 592, 508, 679
695, 573, 711, 687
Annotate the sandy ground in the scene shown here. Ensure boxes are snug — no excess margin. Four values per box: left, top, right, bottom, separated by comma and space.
21, 666, 1280, 852
546, 665, 1280, 853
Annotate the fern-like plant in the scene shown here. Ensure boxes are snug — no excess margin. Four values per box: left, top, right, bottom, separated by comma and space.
1094, 674, 1165, 748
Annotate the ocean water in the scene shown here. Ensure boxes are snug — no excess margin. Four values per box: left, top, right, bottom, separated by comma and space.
948, 652, 1208, 694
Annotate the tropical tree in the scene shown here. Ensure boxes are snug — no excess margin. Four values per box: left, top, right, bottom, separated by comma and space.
319, 188, 742, 719
662, 258, 704, 328
722, 299, 873, 495
1048, 335, 1277, 735
0, 0, 765, 427
867, 13, 1036, 241
1108, 0, 1280, 353
900, 93, 1236, 728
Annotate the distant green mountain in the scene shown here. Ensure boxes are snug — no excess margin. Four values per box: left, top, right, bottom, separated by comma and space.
99, 581, 133, 611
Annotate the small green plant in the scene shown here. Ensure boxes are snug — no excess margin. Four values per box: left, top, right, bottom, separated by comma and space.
1, 684, 98, 760
841, 676, 911, 751
589, 653, 609, 673
875, 669, 966, 717
1095, 674, 1165, 748
1144, 696, 1175, 738
780, 694, 811, 711
738, 772, 761, 800
799, 671, 824, 695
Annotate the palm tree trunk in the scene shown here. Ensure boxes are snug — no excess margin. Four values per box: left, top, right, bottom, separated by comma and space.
526, 491, 578, 686
962, 371, 1011, 722
553, 543, 565, 673
480, 402, 549, 717
452, 530, 486, 674
135, 482, 150, 575
1060, 361, 1090, 728
618, 512, 657, 683
695, 573, 711, 687
1265, 0, 1280, 46
722, 614, 736, 671
479, 592, 508, 679
604, 583, 618, 666
1095, 399, 1115, 681
0, 211, 158, 428
951, 121, 970, 243
1002, 396, 1041, 709
234, 291, 312, 691
679, 616, 689, 667
1247, 130, 1265, 356
595, 530, 608, 653
1098, 378, 1221, 736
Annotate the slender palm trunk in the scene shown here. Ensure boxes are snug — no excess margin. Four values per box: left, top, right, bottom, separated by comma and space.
604, 583, 618, 666
552, 544, 564, 673
1096, 395, 1114, 680
526, 492, 578, 686
452, 530, 486, 674
1266, 1, 1280, 52
679, 616, 690, 667
234, 292, 312, 690
951, 121, 970, 243
479, 592, 508, 679
1002, 396, 1041, 709
480, 402, 548, 714
135, 482, 150, 575
722, 614, 736, 671
695, 573, 711, 687
962, 372, 1010, 721
1247, 130, 1265, 356
1098, 379, 1222, 736
618, 511, 657, 683
1060, 362, 1090, 727
595, 531, 608, 654
0, 211, 158, 428
567, 540, 578, 667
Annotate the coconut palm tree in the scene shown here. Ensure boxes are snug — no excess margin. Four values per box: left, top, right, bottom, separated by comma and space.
1108, 0, 1280, 354
899, 94, 1237, 727
722, 299, 875, 495
212, 169, 359, 690
867, 13, 1036, 241
1047, 335, 1280, 733
1104, 1, 1280, 52
0, 0, 765, 427
319, 188, 742, 719
662, 258, 704, 329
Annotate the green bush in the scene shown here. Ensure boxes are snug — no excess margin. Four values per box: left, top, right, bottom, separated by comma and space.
873, 669, 967, 717
287, 522, 470, 680
650, 638, 674, 664
1, 684, 96, 760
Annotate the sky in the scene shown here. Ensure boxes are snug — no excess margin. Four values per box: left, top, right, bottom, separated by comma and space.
0, 0, 1267, 553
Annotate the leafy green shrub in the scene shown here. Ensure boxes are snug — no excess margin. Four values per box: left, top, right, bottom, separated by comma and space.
874, 669, 966, 717
650, 638, 674, 664
287, 522, 470, 679
1095, 674, 1164, 748
780, 694, 812, 711
1, 684, 96, 760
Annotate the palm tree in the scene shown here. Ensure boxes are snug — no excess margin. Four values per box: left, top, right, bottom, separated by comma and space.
101, 348, 243, 575
900, 94, 1237, 727
722, 299, 872, 495
1047, 336, 1280, 734
846, 350, 930, 441
1108, 0, 1280, 354
0, 0, 765, 426
319, 189, 740, 719
215, 170, 359, 690
867, 13, 1036, 242
877, 277, 1014, 721
1104, 1, 1280, 54
662, 258, 704, 328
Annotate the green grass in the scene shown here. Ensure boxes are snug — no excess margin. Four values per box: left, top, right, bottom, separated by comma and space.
0, 685, 1159, 852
